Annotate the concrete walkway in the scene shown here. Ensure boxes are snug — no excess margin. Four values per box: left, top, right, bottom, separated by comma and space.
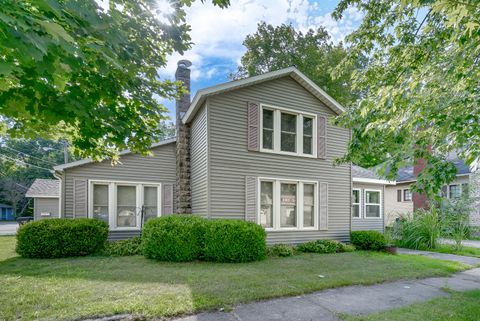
439, 238, 480, 249
171, 252, 480, 321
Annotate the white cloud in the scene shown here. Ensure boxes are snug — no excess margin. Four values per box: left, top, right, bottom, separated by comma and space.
160, 1, 363, 84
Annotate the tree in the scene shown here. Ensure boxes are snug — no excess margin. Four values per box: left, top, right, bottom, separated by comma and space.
233, 22, 362, 106
0, 0, 229, 162
332, 0, 480, 198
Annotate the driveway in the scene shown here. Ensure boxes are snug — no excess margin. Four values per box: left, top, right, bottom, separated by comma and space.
440, 238, 480, 249
0, 222, 18, 236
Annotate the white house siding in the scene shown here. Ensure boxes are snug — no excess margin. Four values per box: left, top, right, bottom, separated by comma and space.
351, 182, 385, 233
385, 182, 414, 226
206, 76, 352, 244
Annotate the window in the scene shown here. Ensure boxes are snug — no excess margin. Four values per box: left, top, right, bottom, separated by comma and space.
259, 179, 317, 230
280, 113, 297, 152
89, 181, 161, 230
365, 190, 381, 218
93, 184, 109, 224
403, 189, 412, 202
449, 185, 461, 199
303, 117, 313, 155
260, 105, 317, 157
262, 109, 274, 150
260, 181, 274, 228
352, 189, 360, 218
303, 184, 315, 227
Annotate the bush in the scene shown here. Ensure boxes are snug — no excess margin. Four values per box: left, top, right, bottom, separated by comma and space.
267, 244, 295, 257
350, 231, 386, 251
393, 209, 442, 250
297, 239, 353, 254
103, 236, 142, 256
16, 218, 108, 258
142, 215, 207, 262
203, 219, 266, 263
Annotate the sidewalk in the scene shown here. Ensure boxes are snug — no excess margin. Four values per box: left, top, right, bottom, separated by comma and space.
439, 238, 480, 249
171, 252, 480, 321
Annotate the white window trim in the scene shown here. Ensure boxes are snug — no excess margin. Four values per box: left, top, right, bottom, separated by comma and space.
364, 189, 382, 219
352, 188, 361, 219
259, 104, 317, 158
403, 189, 412, 202
257, 177, 318, 231
88, 179, 162, 231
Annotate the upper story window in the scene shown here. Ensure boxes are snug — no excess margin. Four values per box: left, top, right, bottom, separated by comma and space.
260, 104, 317, 157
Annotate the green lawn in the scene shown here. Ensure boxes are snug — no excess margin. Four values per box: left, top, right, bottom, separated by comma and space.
0, 236, 466, 321
432, 245, 480, 258
343, 290, 480, 321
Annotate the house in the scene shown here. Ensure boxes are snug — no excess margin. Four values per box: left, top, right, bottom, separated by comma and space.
0, 204, 14, 221
25, 179, 60, 220
33, 61, 389, 243
384, 154, 479, 226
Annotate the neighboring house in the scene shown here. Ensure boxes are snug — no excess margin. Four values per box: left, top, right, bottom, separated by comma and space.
352, 166, 395, 233
0, 204, 14, 221
25, 179, 60, 220
384, 155, 476, 226
41, 62, 387, 243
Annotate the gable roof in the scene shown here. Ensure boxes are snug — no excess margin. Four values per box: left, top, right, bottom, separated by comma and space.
352, 165, 395, 185
53, 137, 176, 171
182, 67, 346, 124
25, 179, 60, 198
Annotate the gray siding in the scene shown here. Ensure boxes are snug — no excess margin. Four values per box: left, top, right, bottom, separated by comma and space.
352, 182, 385, 233
206, 76, 352, 244
34, 198, 60, 220
190, 103, 209, 216
62, 142, 176, 218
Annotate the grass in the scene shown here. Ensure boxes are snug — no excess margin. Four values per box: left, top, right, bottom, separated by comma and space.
0, 236, 467, 321
343, 290, 480, 321
431, 245, 480, 258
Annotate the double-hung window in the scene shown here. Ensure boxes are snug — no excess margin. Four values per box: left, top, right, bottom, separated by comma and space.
449, 184, 461, 199
261, 105, 317, 157
90, 181, 161, 230
403, 189, 412, 202
259, 178, 318, 230
365, 190, 381, 218
352, 189, 361, 218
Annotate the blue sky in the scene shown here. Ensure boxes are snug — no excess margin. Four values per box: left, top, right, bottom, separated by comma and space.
159, 0, 363, 121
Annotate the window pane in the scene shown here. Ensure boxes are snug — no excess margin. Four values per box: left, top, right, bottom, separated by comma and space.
303, 117, 313, 136
352, 190, 360, 204
450, 185, 461, 199
365, 205, 380, 217
143, 186, 158, 223
263, 129, 273, 149
280, 183, 297, 227
93, 184, 109, 224
117, 185, 137, 227
353, 205, 360, 218
260, 181, 273, 228
263, 109, 274, 129
303, 136, 312, 154
303, 184, 315, 227
366, 191, 380, 204
281, 113, 297, 152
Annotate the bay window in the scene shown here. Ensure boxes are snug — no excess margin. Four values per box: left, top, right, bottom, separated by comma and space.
259, 178, 317, 230
365, 190, 381, 218
260, 104, 317, 157
89, 181, 161, 230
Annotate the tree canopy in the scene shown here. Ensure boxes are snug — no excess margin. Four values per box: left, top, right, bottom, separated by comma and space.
333, 0, 480, 197
0, 0, 229, 162
234, 22, 362, 106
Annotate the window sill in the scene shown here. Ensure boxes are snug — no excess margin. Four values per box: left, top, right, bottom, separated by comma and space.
265, 227, 318, 232
259, 148, 317, 159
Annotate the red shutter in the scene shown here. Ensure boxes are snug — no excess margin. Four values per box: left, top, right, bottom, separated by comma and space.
317, 116, 327, 159
247, 101, 260, 151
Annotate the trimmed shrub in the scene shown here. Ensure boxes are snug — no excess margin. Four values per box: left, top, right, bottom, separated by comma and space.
103, 236, 142, 256
297, 239, 353, 254
16, 218, 108, 258
267, 244, 295, 257
204, 219, 266, 263
350, 231, 386, 251
142, 215, 207, 262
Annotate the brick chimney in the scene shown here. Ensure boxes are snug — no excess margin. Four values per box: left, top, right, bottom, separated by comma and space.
175, 60, 192, 214
412, 145, 432, 210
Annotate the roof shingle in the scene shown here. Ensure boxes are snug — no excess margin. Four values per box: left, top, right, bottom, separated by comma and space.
25, 179, 60, 198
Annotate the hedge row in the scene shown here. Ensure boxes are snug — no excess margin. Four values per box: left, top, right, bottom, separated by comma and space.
142, 215, 266, 263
